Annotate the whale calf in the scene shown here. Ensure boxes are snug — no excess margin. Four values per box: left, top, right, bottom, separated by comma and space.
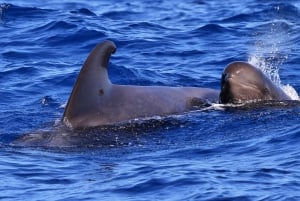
219, 61, 291, 104
62, 40, 219, 129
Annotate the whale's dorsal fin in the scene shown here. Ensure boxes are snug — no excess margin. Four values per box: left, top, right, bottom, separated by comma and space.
62, 40, 116, 128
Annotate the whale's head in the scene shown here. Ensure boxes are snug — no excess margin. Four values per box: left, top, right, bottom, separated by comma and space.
219, 62, 277, 104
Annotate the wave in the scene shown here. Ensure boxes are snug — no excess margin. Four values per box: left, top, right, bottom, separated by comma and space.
189, 23, 234, 36
69, 8, 96, 16
102, 10, 143, 20
46, 28, 107, 46
1, 4, 54, 21
221, 2, 300, 23
31, 20, 78, 32
0, 64, 39, 78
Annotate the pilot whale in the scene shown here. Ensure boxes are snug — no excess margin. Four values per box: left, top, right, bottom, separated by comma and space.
12, 40, 295, 147
219, 61, 291, 104
62, 40, 220, 129
63, 41, 293, 129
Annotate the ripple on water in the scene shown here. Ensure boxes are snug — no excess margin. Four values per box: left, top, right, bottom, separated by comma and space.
1, 1, 300, 201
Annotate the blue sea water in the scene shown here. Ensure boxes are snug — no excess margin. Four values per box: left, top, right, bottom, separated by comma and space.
1, 0, 300, 200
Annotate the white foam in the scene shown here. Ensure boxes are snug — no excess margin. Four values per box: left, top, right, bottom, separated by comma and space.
282, 84, 300, 100
248, 55, 299, 101
62, 117, 73, 129
60, 102, 67, 109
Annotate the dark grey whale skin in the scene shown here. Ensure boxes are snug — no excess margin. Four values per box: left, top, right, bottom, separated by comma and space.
62, 40, 219, 129
219, 61, 291, 104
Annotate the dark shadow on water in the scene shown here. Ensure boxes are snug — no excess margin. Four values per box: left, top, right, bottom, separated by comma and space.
11, 117, 187, 150
9, 100, 300, 151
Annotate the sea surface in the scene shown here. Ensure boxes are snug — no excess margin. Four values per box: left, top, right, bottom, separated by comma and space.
1, 0, 300, 200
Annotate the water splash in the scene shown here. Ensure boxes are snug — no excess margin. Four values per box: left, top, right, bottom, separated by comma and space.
248, 5, 299, 100
281, 84, 299, 100
248, 44, 299, 100
248, 20, 290, 85
248, 54, 283, 86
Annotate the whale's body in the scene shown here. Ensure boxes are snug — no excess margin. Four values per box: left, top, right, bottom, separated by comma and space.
63, 41, 219, 129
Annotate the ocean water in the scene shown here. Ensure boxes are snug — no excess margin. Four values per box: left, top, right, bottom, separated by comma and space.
1, 0, 300, 200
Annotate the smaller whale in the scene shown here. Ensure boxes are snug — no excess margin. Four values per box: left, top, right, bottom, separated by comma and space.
219, 61, 291, 104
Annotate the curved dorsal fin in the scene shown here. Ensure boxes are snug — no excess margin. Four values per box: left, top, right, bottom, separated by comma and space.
62, 40, 116, 127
